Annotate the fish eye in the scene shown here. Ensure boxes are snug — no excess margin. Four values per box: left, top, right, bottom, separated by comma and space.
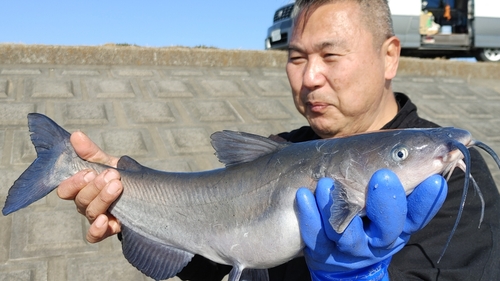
392, 146, 409, 162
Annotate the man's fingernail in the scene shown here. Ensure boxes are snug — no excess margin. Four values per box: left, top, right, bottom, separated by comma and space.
94, 215, 106, 228
103, 170, 118, 183
107, 181, 121, 195
84, 171, 97, 183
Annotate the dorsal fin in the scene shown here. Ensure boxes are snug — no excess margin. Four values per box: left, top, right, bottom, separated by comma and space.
210, 130, 289, 167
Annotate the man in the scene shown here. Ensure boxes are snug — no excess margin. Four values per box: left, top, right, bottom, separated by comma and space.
58, 0, 500, 280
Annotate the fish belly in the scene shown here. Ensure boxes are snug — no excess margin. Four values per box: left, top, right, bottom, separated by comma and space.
110, 175, 304, 268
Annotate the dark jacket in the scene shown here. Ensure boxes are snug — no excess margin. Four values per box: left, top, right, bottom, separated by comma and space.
178, 93, 500, 280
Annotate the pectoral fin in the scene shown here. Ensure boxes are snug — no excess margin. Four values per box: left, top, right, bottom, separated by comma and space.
328, 180, 363, 233
121, 225, 193, 280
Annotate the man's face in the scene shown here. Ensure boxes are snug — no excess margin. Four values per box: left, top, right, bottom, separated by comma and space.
286, 2, 394, 138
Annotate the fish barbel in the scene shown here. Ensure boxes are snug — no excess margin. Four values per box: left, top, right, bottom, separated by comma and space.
2, 113, 500, 281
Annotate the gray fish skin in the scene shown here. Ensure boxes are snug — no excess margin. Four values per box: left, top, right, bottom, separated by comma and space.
2, 113, 473, 281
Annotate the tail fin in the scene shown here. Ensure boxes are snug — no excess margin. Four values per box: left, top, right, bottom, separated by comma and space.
2, 113, 74, 215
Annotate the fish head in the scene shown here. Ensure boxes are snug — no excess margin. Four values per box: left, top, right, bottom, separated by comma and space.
324, 127, 473, 233
370, 127, 472, 194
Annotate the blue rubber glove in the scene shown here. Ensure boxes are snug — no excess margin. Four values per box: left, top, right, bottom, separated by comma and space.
296, 169, 448, 281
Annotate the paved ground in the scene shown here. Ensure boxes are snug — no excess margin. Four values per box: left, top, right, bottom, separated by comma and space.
0, 46, 499, 281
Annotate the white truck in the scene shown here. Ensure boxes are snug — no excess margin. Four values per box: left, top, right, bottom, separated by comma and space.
265, 0, 500, 62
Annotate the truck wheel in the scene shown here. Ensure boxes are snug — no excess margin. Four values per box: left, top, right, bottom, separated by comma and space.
476, 48, 500, 62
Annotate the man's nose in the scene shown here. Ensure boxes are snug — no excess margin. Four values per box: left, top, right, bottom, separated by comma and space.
302, 58, 326, 90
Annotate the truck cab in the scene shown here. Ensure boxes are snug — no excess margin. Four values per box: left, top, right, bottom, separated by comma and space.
265, 0, 500, 62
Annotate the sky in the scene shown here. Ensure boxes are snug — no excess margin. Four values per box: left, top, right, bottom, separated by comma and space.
1, 0, 294, 51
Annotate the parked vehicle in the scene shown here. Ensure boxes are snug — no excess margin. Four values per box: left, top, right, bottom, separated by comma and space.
265, 0, 500, 62
265, 3, 294, 51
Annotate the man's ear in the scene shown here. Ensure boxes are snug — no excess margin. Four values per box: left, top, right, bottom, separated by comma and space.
382, 36, 401, 80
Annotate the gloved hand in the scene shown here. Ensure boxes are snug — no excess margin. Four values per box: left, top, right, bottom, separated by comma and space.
296, 169, 448, 281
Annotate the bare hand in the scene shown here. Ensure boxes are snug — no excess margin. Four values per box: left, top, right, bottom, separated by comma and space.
57, 131, 123, 243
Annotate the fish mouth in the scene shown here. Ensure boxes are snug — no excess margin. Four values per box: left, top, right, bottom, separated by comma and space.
442, 138, 499, 179
441, 149, 466, 181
